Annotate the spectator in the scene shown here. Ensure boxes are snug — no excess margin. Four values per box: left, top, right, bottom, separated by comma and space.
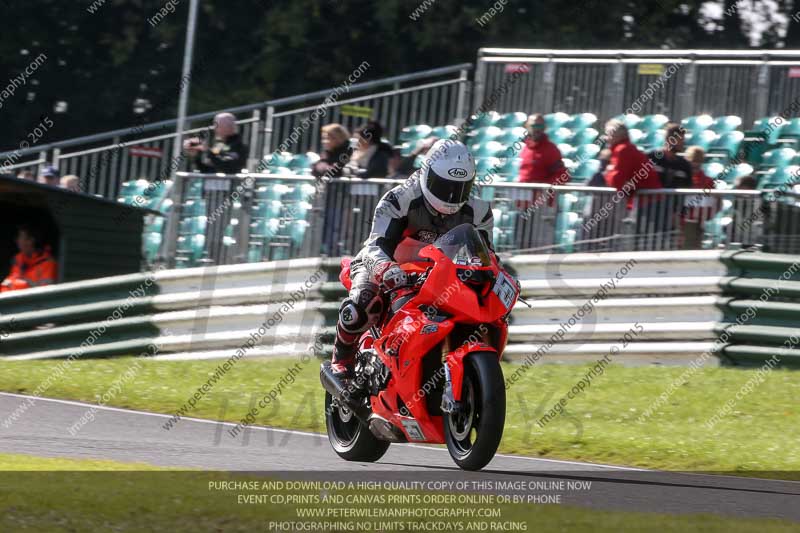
60, 174, 82, 192
396, 137, 435, 176
603, 119, 662, 208
386, 148, 409, 181
1, 224, 58, 292
346, 121, 393, 178
518, 114, 570, 185
183, 112, 248, 263
183, 112, 248, 174
682, 146, 718, 248
16, 170, 34, 181
734, 174, 758, 190
648, 123, 692, 189
38, 166, 60, 187
315, 124, 353, 255
587, 148, 611, 187
312, 123, 352, 179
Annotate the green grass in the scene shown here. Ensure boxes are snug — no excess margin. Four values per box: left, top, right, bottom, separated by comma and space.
1, 357, 798, 473
0, 453, 797, 532
0, 452, 169, 471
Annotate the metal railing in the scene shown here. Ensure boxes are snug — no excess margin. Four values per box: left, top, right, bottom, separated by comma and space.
0, 64, 472, 201
154, 173, 793, 269
473, 49, 800, 125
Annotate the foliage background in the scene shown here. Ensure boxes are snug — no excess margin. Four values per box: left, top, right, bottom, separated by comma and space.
0, 0, 798, 149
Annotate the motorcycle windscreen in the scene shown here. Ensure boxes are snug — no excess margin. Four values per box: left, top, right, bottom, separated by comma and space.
432, 224, 492, 267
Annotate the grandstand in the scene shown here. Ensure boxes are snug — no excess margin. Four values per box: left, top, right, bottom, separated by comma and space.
3, 49, 800, 267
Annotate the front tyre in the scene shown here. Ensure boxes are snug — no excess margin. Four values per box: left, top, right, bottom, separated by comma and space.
324, 392, 390, 462
443, 352, 505, 471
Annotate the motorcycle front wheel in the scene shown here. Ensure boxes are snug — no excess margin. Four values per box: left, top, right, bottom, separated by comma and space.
324, 392, 390, 462
443, 352, 506, 471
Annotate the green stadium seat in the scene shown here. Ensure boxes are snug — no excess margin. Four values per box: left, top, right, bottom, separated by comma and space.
571, 160, 601, 182
252, 200, 282, 220
639, 130, 666, 151
255, 183, 292, 202
143, 232, 162, 262
710, 115, 743, 134
287, 152, 320, 173
573, 143, 600, 162
471, 141, 505, 158
702, 162, 725, 181
430, 125, 458, 140
181, 199, 206, 217
557, 143, 576, 159
264, 151, 293, 169
759, 165, 800, 189
613, 113, 641, 129
547, 127, 573, 145
731, 162, 754, 182
145, 216, 165, 234
475, 157, 502, 181
286, 220, 309, 247
777, 118, 800, 142
746, 116, 783, 145
565, 113, 597, 132
708, 131, 744, 160
179, 216, 207, 236
684, 130, 718, 151
399, 124, 432, 143
495, 112, 528, 129
176, 233, 206, 264
628, 128, 645, 145
400, 141, 417, 157
497, 127, 528, 146
250, 217, 280, 239
759, 148, 796, 170
468, 111, 500, 129
286, 182, 317, 202
289, 201, 312, 221
499, 157, 521, 177
467, 126, 504, 144
681, 114, 714, 136
544, 112, 570, 130
184, 180, 204, 199
569, 128, 598, 146
636, 114, 669, 133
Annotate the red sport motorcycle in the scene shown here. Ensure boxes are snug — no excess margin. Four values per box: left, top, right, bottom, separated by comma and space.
320, 224, 520, 471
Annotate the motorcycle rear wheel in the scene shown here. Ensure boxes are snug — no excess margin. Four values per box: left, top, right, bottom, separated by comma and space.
443, 352, 506, 471
324, 392, 390, 462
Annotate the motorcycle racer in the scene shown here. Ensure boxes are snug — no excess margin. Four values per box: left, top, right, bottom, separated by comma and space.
331, 139, 494, 377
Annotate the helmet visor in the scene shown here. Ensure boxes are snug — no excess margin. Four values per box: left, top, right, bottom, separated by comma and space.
426, 167, 473, 206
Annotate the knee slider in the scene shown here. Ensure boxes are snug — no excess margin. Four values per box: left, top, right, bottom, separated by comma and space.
339, 283, 383, 334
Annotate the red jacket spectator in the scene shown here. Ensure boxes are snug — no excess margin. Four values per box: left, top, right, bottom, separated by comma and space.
604, 140, 662, 208
1, 246, 58, 292
518, 134, 570, 185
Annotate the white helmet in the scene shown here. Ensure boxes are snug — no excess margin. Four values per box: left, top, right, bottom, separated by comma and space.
419, 139, 476, 215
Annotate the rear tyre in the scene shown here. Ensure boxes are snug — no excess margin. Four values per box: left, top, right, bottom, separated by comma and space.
324, 392, 390, 462
443, 352, 505, 471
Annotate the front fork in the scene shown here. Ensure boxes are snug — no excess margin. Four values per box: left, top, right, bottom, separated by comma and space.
441, 341, 498, 414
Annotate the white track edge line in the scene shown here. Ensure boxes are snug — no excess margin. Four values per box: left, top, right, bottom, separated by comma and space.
0, 392, 644, 472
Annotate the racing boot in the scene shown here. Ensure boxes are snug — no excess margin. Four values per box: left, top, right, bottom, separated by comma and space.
330, 327, 358, 379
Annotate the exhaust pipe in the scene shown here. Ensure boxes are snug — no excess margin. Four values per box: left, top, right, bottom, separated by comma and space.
320, 362, 371, 422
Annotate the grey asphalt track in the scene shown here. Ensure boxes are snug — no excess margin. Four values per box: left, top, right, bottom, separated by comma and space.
1, 391, 799, 522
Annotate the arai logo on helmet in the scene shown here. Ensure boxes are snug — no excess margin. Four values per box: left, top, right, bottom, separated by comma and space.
448, 167, 468, 178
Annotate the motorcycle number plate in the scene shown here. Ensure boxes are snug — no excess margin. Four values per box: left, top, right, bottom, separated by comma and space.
493, 272, 516, 310
400, 419, 426, 441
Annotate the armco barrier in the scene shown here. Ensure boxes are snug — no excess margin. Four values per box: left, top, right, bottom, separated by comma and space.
717, 250, 800, 366
0, 251, 797, 367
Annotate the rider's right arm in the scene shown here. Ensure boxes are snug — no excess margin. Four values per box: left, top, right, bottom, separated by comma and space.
357, 188, 409, 282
